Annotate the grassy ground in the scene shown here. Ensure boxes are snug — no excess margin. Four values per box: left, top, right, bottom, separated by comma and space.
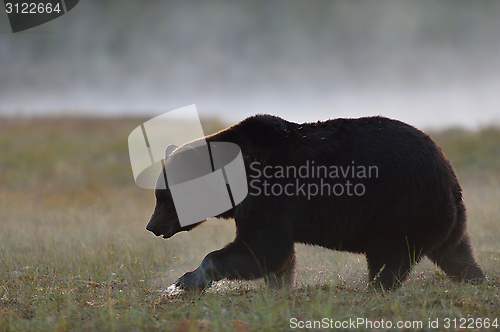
0, 117, 499, 331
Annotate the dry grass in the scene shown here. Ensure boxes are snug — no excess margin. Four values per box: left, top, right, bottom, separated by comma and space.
0, 117, 499, 331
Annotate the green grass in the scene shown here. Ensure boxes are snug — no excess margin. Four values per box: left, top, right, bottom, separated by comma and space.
0, 117, 499, 331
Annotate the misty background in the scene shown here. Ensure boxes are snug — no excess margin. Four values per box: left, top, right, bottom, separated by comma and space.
1, 0, 500, 128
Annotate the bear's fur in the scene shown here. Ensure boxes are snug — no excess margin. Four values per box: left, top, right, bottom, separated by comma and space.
146, 115, 484, 290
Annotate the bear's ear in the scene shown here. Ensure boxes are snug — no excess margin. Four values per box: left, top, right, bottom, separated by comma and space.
165, 144, 178, 160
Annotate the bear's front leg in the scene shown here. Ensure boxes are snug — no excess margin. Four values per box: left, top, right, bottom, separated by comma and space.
172, 236, 295, 291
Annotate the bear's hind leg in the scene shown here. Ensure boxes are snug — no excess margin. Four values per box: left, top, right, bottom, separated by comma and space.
366, 246, 421, 290
266, 252, 296, 290
426, 234, 484, 283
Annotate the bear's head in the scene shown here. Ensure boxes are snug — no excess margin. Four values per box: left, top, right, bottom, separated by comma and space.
146, 144, 202, 239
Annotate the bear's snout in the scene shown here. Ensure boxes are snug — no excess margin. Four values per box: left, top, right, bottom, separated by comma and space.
146, 217, 163, 236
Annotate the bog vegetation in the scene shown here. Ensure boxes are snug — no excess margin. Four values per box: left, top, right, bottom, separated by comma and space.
0, 117, 499, 331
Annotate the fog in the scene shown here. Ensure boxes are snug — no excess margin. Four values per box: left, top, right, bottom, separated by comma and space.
1, 0, 500, 128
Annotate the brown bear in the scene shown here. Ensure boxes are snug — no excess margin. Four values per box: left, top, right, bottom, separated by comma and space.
146, 115, 484, 290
